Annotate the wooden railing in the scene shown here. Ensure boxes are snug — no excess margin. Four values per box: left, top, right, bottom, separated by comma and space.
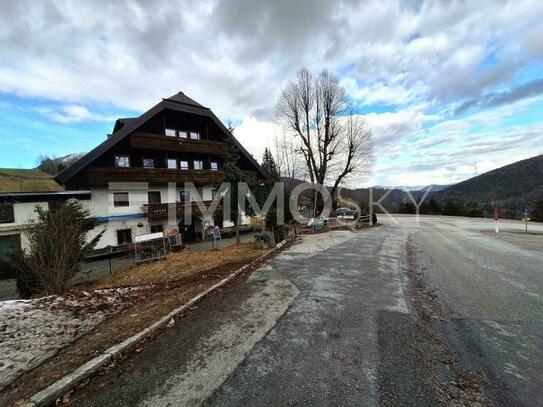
129, 132, 224, 155
144, 201, 219, 220
87, 168, 225, 185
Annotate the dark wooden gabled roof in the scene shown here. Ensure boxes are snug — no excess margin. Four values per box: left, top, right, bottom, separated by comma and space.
112, 117, 137, 133
164, 92, 207, 109
56, 92, 269, 184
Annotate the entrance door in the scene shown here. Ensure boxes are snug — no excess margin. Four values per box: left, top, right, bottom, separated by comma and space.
178, 221, 196, 242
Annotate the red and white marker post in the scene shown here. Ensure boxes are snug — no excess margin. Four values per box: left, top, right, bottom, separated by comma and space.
494, 207, 499, 233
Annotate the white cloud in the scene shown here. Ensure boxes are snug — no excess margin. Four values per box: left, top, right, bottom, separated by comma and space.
35, 105, 116, 124
1, 0, 543, 185
364, 105, 439, 145
232, 117, 281, 163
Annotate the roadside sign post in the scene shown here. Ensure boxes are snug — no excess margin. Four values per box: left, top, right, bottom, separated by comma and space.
210, 226, 221, 249
523, 208, 532, 233
369, 188, 374, 226
494, 208, 499, 234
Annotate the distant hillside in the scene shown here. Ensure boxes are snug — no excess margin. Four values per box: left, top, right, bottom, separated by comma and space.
37, 153, 85, 175
380, 184, 450, 192
0, 168, 62, 193
432, 154, 543, 218
281, 177, 406, 213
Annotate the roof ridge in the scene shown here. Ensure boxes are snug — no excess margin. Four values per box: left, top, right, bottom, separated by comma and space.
164, 91, 208, 109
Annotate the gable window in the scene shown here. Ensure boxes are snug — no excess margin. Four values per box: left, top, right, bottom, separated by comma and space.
143, 158, 155, 169
179, 160, 189, 170
190, 131, 200, 140
193, 160, 203, 170
0, 203, 15, 224
165, 128, 176, 137
179, 190, 191, 201
166, 158, 177, 169
148, 191, 161, 204
210, 162, 218, 171
115, 155, 130, 168
116, 228, 132, 245
113, 192, 129, 207
179, 131, 188, 139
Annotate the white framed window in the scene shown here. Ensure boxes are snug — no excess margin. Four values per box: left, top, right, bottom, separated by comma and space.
143, 158, 155, 168
166, 158, 177, 169
113, 192, 129, 207
179, 131, 188, 139
165, 128, 176, 137
193, 160, 203, 170
210, 162, 218, 171
190, 131, 200, 140
179, 160, 189, 170
0, 203, 15, 223
115, 155, 130, 168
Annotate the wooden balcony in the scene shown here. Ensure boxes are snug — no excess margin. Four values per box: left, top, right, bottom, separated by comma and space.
144, 201, 219, 220
87, 168, 225, 185
129, 132, 224, 155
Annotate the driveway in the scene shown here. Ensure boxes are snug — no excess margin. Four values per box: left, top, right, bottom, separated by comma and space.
67, 216, 543, 406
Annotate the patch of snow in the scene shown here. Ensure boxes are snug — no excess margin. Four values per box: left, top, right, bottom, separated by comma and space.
0, 287, 147, 390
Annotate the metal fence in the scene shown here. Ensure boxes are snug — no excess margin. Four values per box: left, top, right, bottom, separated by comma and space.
0, 253, 135, 300
73, 254, 135, 284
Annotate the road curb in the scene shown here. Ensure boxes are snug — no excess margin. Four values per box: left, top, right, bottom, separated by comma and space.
28, 238, 290, 406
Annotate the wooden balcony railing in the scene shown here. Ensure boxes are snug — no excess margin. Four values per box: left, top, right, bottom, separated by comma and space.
87, 168, 225, 185
129, 132, 224, 155
144, 201, 220, 220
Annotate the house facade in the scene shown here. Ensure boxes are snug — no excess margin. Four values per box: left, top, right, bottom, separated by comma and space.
54, 91, 269, 249
0, 169, 91, 262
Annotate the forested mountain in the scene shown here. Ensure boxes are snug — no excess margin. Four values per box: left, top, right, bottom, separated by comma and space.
432, 154, 543, 218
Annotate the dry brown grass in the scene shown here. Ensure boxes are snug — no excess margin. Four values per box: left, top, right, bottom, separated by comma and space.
82, 243, 266, 289
0, 242, 272, 406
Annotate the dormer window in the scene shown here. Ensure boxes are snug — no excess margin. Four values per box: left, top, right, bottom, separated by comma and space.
210, 162, 218, 171
180, 160, 189, 170
179, 131, 188, 139
166, 158, 177, 169
193, 160, 203, 170
165, 128, 176, 137
190, 131, 200, 140
115, 155, 130, 168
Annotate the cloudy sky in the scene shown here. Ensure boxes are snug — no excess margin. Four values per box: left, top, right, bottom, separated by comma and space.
1, 0, 543, 187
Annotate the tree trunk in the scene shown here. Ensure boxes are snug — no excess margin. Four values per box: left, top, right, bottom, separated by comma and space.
235, 212, 241, 244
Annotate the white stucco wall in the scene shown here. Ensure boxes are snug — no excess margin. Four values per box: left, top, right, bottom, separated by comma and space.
85, 183, 224, 248
0, 183, 250, 251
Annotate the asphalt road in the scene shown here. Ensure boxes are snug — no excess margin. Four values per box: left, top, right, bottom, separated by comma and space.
67, 215, 543, 406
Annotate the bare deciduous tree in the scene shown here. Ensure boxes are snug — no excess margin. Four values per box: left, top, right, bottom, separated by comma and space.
10, 200, 104, 297
273, 129, 305, 180
275, 68, 374, 203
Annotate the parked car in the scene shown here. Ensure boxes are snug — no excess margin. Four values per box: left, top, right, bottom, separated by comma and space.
334, 207, 358, 218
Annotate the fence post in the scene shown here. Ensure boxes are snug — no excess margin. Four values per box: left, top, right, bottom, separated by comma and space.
106, 245, 113, 275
